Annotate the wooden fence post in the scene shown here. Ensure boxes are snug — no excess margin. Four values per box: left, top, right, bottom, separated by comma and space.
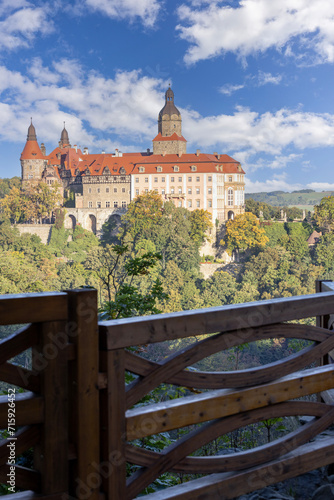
33, 319, 69, 495
99, 345, 126, 499
67, 289, 100, 500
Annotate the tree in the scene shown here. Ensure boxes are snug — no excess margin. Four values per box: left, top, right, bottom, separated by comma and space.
188, 209, 213, 245
313, 196, 334, 232
85, 243, 167, 318
27, 182, 63, 221
224, 212, 269, 254
314, 232, 334, 275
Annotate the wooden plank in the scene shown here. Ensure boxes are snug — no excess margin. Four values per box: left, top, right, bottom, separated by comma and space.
0, 493, 67, 500
33, 320, 69, 496
0, 363, 40, 392
99, 349, 126, 499
0, 393, 43, 427
126, 364, 334, 440
0, 426, 40, 462
0, 324, 39, 365
126, 325, 334, 408
0, 464, 40, 492
100, 291, 334, 350
0, 292, 68, 325
141, 436, 334, 500
126, 404, 334, 497
67, 289, 99, 500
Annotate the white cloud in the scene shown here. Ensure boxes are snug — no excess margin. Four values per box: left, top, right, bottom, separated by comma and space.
219, 83, 244, 96
245, 174, 303, 194
0, 2, 52, 51
82, 0, 161, 27
307, 182, 334, 191
257, 71, 282, 86
177, 0, 334, 65
0, 60, 166, 148
183, 106, 334, 155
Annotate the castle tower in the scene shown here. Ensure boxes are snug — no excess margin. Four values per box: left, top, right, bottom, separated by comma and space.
59, 123, 71, 148
153, 86, 187, 155
21, 120, 46, 189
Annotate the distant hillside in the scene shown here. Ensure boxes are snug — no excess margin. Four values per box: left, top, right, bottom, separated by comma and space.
245, 190, 334, 208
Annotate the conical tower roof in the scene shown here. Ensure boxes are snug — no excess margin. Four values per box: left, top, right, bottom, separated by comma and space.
21, 120, 44, 160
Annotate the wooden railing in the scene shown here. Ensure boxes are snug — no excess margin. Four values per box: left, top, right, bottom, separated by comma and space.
1, 282, 334, 498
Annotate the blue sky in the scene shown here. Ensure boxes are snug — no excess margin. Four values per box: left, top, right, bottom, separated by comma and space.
1, 0, 334, 193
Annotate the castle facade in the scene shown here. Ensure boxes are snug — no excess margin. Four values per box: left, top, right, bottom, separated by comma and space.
21, 87, 245, 234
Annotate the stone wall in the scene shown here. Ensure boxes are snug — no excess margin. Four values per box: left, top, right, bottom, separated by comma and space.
15, 224, 53, 244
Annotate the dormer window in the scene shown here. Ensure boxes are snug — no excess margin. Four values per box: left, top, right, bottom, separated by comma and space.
103, 167, 110, 175
120, 167, 126, 174
157, 166, 162, 172
139, 166, 145, 173
173, 166, 179, 172
191, 165, 197, 172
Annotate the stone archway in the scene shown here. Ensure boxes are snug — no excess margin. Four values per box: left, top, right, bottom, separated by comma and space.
228, 210, 234, 220
65, 214, 76, 229
88, 214, 97, 234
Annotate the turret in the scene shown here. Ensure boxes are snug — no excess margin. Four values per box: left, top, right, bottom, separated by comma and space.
21, 120, 46, 188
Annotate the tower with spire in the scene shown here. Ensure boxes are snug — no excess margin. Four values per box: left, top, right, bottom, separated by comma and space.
59, 123, 71, 148
153, 86, 187, 155
20, 120, 46, 189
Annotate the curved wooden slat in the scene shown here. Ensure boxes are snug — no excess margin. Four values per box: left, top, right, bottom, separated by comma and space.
125, 324, 334, 407
127, 403, 334, 499
126, 364, 334, 439
0, 363, 39, 392
0, 324, 38, 366
140, 436, 334, 500
126, 402, 334, 487
0, 426, 40, 462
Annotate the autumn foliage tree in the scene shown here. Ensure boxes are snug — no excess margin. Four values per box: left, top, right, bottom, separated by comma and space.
224, 212, 269, 254
313, 196, 334, 232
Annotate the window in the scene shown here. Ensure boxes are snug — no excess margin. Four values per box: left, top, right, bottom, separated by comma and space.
154, 177, 158, 183
171, 177, 175, 182
145, 189, 148, 193
196, 176, 200, 182
97, 202, 101, 208
171, 188, 175, 194
178, 187, 182, 194
88, 201, 92, 208
161, 189, 165, 195
228, 188, 233, 206
106, 201, 110, 208
178, 177, 182, 182
196, 200, 200, 208
88, 188, 92, 194
114, 201, 118, 207
122, 188, 125, 193
145, 177, 148, 183
114, 188, 117, 193
208, 200, 212, 208
139, 166, 145, 173
178, 201, 182, 207
229, 176, 233, 182
196, 188, 200, 194
106, 187, 109, 193
188, 188, 192, 194
135, 189, 139, 195
188, 176, 192, 182
208, 188, 212, 195
208, 176, 212, 182
135, 177, 139, 183
161, 177, 165, 182
157, 166, 162, 172
28, 174, 33, 179
191, 166, 197, 172
122, 201, 127, 208
173, 166, 179, 172
97, 188, 100, 193
29, 165, 32, 170
188, 200, 192, 208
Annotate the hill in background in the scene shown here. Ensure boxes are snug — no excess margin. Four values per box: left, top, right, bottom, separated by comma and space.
245, 189, 334, 210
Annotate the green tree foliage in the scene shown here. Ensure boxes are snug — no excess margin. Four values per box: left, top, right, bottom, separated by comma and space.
263, 223, 289, 248
245, 199, 280, 220
224, 212, 269, 254
188, 209, 213, 245
313, 196, 334, 231
0, 177, 21, 198
198, 271, 238, 307
314, 232, 334, 275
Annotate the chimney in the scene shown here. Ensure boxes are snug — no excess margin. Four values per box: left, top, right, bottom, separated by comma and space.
102, 150, 105, 154
196, 149, 200, 156
178, 152, 182, 157
162, 151, 166, 156
213, 151, 218, 156
73, 144, 78, 153
217, 154, 220, 160
83, 147, 88, 155
40, 143, 46, 156
147, 148, 150, 154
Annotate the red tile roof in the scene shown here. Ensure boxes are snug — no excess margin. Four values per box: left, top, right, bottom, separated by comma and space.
20, 140, 44, 160
152, 133, 187, 142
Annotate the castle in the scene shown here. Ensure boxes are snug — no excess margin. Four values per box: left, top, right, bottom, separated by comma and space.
21, 87, 245, 234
